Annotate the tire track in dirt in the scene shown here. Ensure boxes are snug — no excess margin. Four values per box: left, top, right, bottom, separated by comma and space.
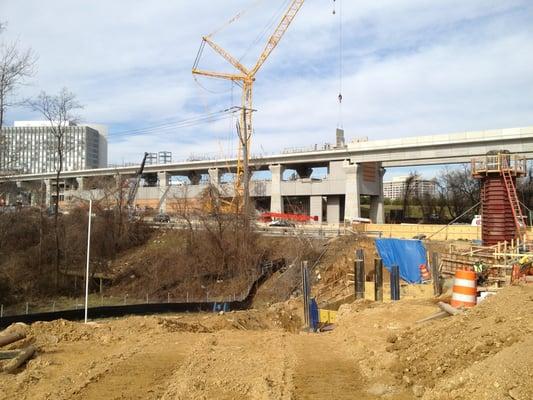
69, 335, 195, 400
290, 335, 378, 400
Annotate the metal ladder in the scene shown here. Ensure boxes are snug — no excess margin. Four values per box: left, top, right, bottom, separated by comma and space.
501, 157, 528, 241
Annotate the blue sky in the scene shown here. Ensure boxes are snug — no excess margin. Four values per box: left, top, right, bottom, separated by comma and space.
2, 0, 533, 179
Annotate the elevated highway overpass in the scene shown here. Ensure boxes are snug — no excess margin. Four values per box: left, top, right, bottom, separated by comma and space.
3, 126, 533, 224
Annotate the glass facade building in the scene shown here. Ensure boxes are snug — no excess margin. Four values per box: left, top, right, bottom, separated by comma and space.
0, 123, 107, 174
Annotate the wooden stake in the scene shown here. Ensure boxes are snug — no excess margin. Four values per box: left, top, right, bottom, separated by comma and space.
374, 258, 383, 302
355, 250, 365, 300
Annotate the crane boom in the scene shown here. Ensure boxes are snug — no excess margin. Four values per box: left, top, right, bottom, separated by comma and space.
192, 68, 246, 82
251, 0, 305, 76
127, 152, 148, 209
202, 36, 251, 76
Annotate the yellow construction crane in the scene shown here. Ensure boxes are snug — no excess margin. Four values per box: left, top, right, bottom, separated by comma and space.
192, 0, 305, 209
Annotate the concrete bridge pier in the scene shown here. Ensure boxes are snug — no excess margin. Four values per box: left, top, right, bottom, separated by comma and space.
326, 196, 341, 224
44, 179, 51, 207
310, 195, 323, 223
369, 167, 386, 224
208, 168, 221, 187
157, 171, 170, 187
76, 177, 85, 191
343, 161, 361, 222
296, 166, 313, 179
188, 171, 201, 185
269, 164, 284, 213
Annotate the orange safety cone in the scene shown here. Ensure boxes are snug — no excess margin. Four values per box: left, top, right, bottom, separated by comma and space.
451, 270, 477, 308
419, 264, 431, 282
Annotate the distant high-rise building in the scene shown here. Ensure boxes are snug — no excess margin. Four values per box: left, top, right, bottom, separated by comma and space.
0, 121, 108, 174
383, 175, 437, 199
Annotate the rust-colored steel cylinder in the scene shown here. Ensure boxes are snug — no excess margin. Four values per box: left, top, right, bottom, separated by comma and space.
481, 176, 516, 245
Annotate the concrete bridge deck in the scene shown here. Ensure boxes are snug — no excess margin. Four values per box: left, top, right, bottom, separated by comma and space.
3, 126, 532, 224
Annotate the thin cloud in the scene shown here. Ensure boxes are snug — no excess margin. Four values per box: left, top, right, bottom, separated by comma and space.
1, 0, 532, 166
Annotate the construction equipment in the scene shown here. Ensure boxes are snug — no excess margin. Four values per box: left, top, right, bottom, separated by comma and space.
260, 212, 318, 224
126, 152, 148, 210
192, 0, 305, 210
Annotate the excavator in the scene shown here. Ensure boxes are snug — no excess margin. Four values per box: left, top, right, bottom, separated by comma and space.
126, 152, 148, 218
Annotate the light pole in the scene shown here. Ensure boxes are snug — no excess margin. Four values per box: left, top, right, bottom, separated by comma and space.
84, 199, 92, 323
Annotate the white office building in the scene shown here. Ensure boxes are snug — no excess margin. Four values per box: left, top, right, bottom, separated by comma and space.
383, 175, 437, 199
0, 121, 108, 174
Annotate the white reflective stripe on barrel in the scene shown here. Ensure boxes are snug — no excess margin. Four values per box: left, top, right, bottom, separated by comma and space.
452, 293, 476, 303
453, 278, 476, 288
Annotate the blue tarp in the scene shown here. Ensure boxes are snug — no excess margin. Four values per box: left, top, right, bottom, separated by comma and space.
375, 239, 427, 284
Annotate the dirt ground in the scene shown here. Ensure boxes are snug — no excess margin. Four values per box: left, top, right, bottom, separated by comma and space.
2, 283, 531, 400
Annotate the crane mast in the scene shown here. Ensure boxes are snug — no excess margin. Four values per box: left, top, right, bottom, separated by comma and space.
192, 0, 305, 209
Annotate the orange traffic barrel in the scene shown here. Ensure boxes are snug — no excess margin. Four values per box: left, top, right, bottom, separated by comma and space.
451, 270, 477, 308
419, 264, 431, 281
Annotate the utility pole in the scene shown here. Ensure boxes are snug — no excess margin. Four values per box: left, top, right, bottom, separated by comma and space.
237, 106, 255, 231
242, 106, 250, 230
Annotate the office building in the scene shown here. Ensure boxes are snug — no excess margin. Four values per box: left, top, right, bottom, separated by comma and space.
383, 175, 437, 199
0, 121, 108, 174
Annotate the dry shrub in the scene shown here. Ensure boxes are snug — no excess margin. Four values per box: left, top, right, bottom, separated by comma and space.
0, 206, 151, 304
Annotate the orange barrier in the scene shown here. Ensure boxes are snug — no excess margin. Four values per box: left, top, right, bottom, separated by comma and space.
419, 264, 431, 281
451, 270, 477, 308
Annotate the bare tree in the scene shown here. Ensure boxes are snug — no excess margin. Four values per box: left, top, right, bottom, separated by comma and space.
0, 25, 37, 185
401, 171, 418, 221
0, 31, 37, 129
517, 165, 533, 220
28, 88, 82, 288
438, 165, 479, 221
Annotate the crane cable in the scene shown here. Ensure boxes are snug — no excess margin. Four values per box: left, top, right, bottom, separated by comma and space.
208, 0, 265, 38
333, 0, 344, 129
109, 108, 240, 138
239, 0, 292, 62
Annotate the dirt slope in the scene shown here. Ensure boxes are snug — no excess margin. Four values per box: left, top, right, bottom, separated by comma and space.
1, 285, 532, 399
390, 285, 533, 399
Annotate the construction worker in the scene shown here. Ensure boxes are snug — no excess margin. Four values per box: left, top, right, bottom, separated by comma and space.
519, 255, 533, 274
473, 261, 488, 285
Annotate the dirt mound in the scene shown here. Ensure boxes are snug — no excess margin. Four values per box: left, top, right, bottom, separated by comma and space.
389, 285, 533, 399
161, 332, 294, 400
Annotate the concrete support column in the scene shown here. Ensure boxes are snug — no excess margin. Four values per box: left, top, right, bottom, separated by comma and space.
188, 171, 201, 185
157, 171, 170, 187
269, 164, 284, 213
44, 179, 51, 207
296, 166, 313, 179
208, 168, 221, 187
76, 177, 85, 191
370, 167, 386, 224
310, 195, 323, 223
156, 172, 171, 213
327, 196, 341, 224
343, 161, 360, 222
